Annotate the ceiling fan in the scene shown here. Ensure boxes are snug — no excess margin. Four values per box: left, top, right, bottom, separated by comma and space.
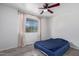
39, 3, 60, 14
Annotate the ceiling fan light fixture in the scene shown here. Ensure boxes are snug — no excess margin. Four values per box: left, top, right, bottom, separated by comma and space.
39, 3, 60, 14
44, 9, 47, 12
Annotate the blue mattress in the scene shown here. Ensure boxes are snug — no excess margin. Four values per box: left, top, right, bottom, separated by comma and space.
34, 38, 70, 56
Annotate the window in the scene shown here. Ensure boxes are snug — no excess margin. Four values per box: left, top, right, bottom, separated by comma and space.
25, 18, 38, 32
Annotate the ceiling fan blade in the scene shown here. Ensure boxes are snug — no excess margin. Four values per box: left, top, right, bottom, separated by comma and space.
45, 3, 49, 8
40, 10, 44, 14
39, 3, 49, 9
48, 3, 60, 8
42, 3, 49, 9
47, 9, 53, 13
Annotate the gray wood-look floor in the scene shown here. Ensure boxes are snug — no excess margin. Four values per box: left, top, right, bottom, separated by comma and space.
0, 45, 79, 56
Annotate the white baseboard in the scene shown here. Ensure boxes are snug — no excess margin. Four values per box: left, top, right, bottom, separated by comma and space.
70, 42, 79, 50
0, 46, 17, 52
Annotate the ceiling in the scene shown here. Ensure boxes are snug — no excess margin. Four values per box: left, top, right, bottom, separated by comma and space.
24, 3, 54, 17
1, 3, 60, 17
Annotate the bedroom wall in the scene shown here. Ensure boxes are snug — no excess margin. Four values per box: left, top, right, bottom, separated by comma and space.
0, 4, 49, 49
24, 15, 49, 45
49, 3, 79, 49
0, 5, 19, 51
41, 17, 50, 40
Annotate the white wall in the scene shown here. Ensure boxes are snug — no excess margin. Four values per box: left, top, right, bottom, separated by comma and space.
41, 18, 49, 40
0, 4, 49, 49
49, 3, 79, 49
0, 5, 19, 51
24, 15, 49, 45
